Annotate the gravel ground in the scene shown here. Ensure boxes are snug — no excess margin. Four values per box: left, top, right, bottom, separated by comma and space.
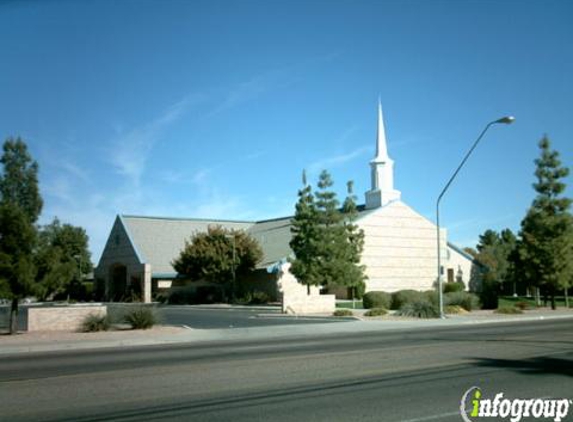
0, 325, 188, 344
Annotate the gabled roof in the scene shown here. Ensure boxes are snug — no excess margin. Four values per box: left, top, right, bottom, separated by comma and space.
121, 215, 254, 275
447, 241, 482, 266
247, 216, 293, 268
112, 201, 471, 278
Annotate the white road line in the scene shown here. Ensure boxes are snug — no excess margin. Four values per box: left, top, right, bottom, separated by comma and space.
401, 411, 460, 422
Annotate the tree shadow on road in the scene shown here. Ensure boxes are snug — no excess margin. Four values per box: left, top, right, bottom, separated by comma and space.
469, 354, 573, 378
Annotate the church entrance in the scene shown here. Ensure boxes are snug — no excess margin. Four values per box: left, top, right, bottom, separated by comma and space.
109, 264, 127, 301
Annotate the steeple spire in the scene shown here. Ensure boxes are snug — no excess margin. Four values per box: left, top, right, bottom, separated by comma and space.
374, 99, 389, 161
365, 99, 401, 209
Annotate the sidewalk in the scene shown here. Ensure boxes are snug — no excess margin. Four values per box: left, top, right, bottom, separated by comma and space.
1, 308, 572, 356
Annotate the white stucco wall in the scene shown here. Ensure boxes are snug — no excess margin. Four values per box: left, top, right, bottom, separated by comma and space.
357, 200, 476, 293
445, 245, 474, 290
357, 201, 446, 292
279, 263, 335, 314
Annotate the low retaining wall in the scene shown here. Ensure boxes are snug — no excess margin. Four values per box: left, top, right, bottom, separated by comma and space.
277, 263, 335, 315
27, 305, 107, 332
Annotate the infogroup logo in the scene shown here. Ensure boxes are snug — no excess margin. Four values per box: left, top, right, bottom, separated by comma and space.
460, 386, 572, 422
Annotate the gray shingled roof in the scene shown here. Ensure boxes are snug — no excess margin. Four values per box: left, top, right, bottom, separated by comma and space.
247, 217, 293, 268
120, 208, 374, 277
121, 216, 255, 276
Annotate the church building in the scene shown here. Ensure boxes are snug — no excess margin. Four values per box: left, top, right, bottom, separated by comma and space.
95, 101, 477, 303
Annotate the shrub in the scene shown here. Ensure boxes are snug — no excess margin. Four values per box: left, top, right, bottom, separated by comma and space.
445, 291, 480, 311
235, 292, 250, 305
351, 281, 367, 300
494, 306, 523, 315
251, 291, 271, 304
480, 280, 499, 310
364, 308, 388, 317
236, 290, 271, 305
153, 292, 169, 304
363, 291, 391, 309
168, 288, 194, 305
168, 285, 225, 305
443, 282, 465, 294
123, 306, 157, 329
80, 313, 110, 332
391, 290, 424, 310
397, 300, 439, 319
333, 309, 353, 317
423, 290, 439, 306
445, 305, 467, 315
196, 285, 224, 303
515, 301, 532, 311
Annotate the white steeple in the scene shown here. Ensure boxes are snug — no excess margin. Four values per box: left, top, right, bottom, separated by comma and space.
365, 99, 401, 209
374, 100, 389, 161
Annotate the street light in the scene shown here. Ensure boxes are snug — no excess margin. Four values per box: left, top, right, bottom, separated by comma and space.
436, 116, 515, 319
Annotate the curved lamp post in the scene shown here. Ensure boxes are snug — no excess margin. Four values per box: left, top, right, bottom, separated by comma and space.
437, 116, 515, 319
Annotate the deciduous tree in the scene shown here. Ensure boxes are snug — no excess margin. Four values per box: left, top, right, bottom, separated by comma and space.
0, 137, 41, 333
474, 228, 517, 308
172, 226, 263, 302
34, 218, 93, 301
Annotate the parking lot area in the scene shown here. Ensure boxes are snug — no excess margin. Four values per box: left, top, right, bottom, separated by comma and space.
157, 305, 346, 329
0, 304, 348, 331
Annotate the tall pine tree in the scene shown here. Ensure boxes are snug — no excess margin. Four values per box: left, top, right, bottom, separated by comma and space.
289, 170, 320, 294
314, 170, 345, 289
516, 136, 572, 309
341, 181, 366, 299
290, 170, 366, 296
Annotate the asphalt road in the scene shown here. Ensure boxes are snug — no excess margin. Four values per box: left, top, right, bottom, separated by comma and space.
157, 305, 347, 328
1, 319, 572, 421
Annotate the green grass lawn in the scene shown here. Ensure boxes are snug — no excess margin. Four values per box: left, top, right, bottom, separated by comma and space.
498, 295, 572, 309
336, 300, 364, 309
336, 296, 571, 311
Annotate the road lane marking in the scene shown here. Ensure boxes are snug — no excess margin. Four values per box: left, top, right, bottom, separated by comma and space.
401, 411, 460, 421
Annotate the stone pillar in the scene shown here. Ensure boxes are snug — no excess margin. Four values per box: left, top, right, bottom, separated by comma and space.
143, 263, 152, 303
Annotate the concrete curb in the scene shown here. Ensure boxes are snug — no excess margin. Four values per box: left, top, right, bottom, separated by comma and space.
254, 313, 359, 321
159, 304, 281, 312
1, 312, 572, 356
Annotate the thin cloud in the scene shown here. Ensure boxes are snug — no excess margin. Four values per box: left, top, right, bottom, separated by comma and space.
204, 71, 289, 120
191, 168, 211, 185
160, 152, 265, 187
109, 94, 203, 186
204, 53, 339, 120
243, 150, 266, 161
446, 218, 480, 230
308, 145, 371, 174
60, 161, 90, 183
42, 176, 74, 204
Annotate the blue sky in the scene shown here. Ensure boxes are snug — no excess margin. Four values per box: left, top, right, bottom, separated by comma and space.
1, 0, 572, 264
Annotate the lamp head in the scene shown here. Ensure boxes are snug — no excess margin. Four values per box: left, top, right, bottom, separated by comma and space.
494, 116, 515, 124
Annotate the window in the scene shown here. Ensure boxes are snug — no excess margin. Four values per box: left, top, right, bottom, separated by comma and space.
447, 268, 454, 283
